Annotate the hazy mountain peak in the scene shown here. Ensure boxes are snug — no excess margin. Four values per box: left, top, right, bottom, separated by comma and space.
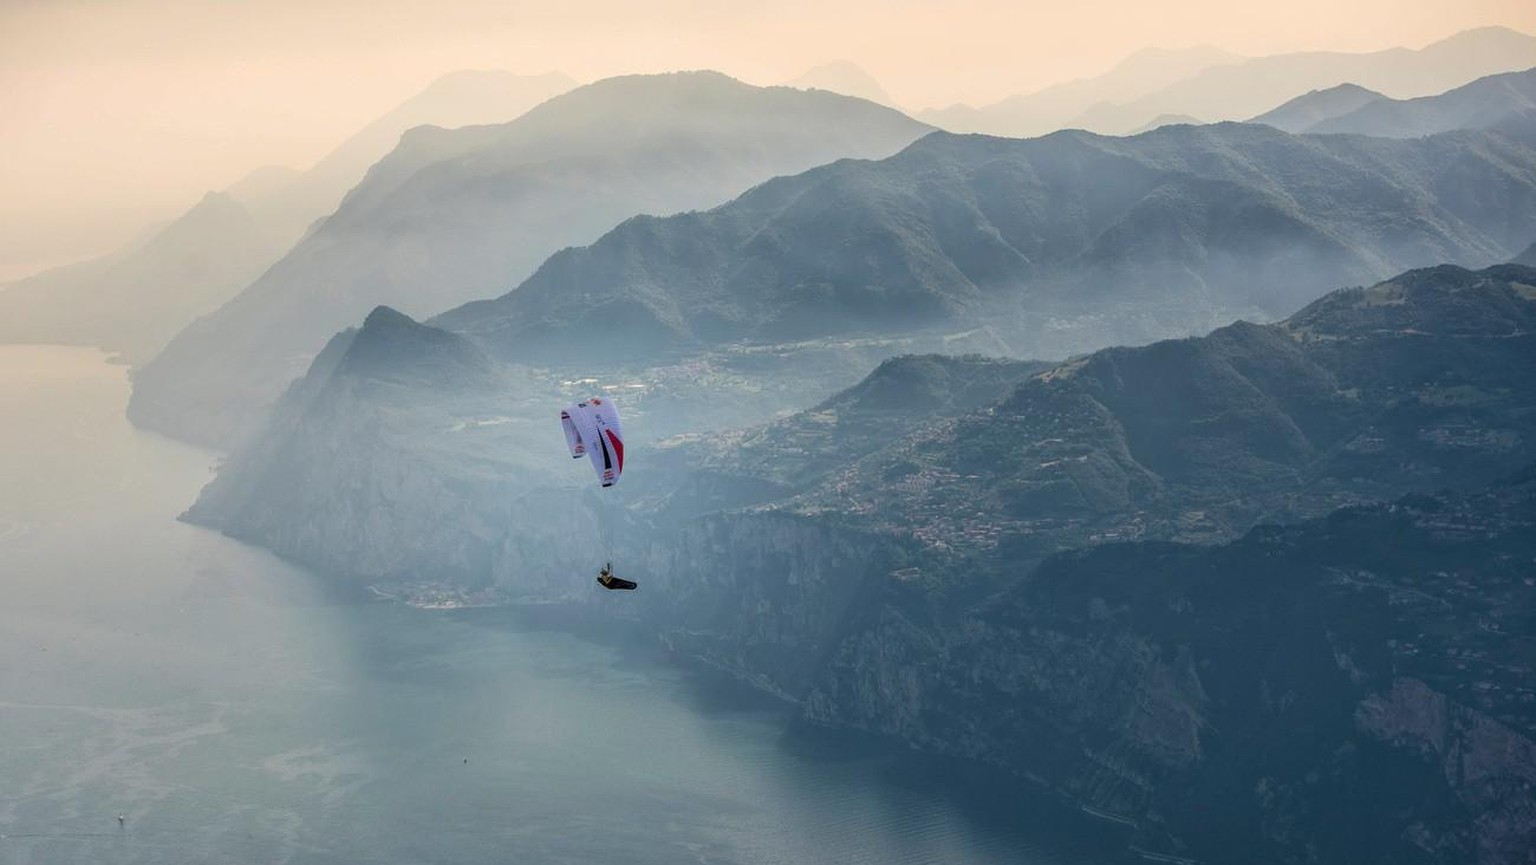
920, 44, 1240, 136
1427, 24, 1535, 52
1068, 25, 1536, 135
341, 305, 492, 385
784, 61, 894, 105
1514, 241, 1536, 266
1248, 82, 1387, 132
1128, 113, 1204, 134
1299, 66, 1536, 137
361, 304, 417, 331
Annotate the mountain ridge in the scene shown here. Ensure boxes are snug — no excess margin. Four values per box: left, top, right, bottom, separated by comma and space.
433, 120, 1536, 368
129, 71, 933, 449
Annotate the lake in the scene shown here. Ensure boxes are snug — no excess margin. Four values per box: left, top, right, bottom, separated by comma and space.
0, 345, 1119, 865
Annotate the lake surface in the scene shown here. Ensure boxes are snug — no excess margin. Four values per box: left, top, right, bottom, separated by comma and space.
0, 345, 1119, 865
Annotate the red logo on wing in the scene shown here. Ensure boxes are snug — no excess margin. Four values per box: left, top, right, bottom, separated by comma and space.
604, 429, 624, 472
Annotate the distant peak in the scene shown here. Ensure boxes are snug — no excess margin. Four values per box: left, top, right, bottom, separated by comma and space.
195, 190, 237, 207
784, 61, 894, 105
342, 305, 493, 385
1314, 82, 1383, 96
361, 304, 418, 331
1422, 24, 1536, 50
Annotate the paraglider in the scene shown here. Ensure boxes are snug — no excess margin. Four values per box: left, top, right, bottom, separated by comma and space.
597, 562, 636, 591
560, 396, 634, 590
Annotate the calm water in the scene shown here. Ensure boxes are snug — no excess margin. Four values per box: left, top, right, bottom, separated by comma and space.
0, 345, 1119, 865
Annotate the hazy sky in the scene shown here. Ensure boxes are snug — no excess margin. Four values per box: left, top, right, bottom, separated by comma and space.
4, 0, 1536, 278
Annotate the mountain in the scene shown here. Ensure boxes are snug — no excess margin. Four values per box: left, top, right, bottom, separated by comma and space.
759, 264, 1536, 565
231, 70, 578, 240
0, 193, 285, 364
188, 262, 1536, 620
649, 264, 1536, 862
184, 263, 1536, 862
1070, 26, 1536, 135
806, 474, 1536, 864
128, 72, 933, 450
1248, 82, 1387, 133
1127, 113, 1204, 134
436, 120, 1536, 367
0, 70, 573, 366
783, 61, 894, 106
650, 354, 1055, 519
917, 45, 1240, 137
1304, 67, 1536, 137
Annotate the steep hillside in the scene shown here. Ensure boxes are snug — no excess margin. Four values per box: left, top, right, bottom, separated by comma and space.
781, 264, 1536, 565
129, 72, 931, 449
807, 474, 1536, 864
0, 193, 284, 364
438, 122, 1536, 366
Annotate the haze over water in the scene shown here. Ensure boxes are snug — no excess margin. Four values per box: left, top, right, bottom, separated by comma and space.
0, 344, 1117, 864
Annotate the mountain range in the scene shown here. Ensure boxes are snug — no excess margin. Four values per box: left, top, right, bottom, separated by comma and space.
436, 120, 1536, 369
918, 45, 1241, 136
0, 70, 574, 365
183, 263, 1536, 863
1253, 67, 1536, 137
127, 72, 933, 450
232, 70, 578, 240
804, 471, 1536, 864
927, 26, 1536, 138
647, 264, 1536, 863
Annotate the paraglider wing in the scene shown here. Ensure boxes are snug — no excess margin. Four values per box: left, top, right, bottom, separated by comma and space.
567, 397, 624, 487
559, 406, 586, 458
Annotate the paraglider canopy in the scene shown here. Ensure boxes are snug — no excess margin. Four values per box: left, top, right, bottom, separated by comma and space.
559, 396, 634, 589
560, 396, 625, 487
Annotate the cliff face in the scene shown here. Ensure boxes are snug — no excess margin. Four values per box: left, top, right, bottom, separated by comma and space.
645, 512, 889, 700
799, 478, 1536, 863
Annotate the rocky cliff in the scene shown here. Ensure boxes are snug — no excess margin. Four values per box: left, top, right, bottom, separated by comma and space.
800, 474, 1536, 863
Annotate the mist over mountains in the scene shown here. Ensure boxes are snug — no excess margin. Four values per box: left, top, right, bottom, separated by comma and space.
127, 72, 932, 450
437, 119, 1536, 367
0, 193, 284, 365
1254, 67, 1536, 137
0, 70, 574, 365
918, 45, 1241, 136
16, 20, 1536, 863
235, 70, 578, 237
783, 61, 895, 106
929, 26, 1536, 138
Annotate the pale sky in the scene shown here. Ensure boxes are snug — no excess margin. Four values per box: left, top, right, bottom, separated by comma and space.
4, 0, 1535, 278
